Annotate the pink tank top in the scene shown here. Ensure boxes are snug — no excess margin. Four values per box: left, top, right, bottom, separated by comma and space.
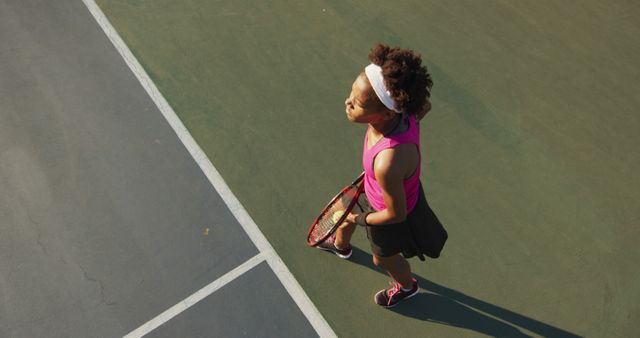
362, 114, 421, 212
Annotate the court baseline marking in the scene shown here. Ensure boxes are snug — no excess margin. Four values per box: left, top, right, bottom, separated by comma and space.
81, 1, 336, 337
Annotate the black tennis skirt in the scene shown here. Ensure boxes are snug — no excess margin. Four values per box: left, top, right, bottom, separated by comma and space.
354, 182, 447, 260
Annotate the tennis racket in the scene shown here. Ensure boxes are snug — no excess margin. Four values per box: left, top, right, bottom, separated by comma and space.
306, 172, 365, 247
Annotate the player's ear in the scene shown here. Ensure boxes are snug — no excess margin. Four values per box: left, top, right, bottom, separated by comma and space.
383, 109, 396, 120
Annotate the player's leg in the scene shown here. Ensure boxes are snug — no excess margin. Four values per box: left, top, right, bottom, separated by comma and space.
373, 254, 413, 288
316, 219, 354, 259
334, 221, 356, 249
372, 253, 419, 307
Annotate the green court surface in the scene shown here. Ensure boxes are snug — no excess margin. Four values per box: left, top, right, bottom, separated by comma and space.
96, 1, 639, 337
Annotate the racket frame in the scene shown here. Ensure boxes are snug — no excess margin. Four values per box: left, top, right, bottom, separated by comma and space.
306, 172, 365, 247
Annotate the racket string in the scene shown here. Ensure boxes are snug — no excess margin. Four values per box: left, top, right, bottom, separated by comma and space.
309, 186, 359, 242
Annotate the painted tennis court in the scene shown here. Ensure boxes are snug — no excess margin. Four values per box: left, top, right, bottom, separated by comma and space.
1, 1, 638, 337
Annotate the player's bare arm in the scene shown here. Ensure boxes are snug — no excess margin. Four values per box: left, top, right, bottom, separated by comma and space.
346, 144, 417, 226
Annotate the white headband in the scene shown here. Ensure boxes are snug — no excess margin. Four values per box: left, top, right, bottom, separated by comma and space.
364, 63, 401, 113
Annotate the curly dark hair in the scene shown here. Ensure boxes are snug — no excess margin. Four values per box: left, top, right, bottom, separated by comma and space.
368, 43, 433, 116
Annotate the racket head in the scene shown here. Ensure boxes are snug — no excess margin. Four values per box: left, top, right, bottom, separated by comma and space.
306, 172, 364, 247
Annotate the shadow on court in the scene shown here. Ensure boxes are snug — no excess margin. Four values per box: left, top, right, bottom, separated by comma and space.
349, 247, 582, 338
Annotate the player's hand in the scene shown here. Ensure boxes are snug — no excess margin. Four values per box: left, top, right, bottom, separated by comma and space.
345, 213, 358, 224
337, 213, 357, 230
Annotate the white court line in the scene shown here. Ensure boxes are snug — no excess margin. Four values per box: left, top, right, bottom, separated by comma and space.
123, 254, 266, 338
81, 1, 337, 338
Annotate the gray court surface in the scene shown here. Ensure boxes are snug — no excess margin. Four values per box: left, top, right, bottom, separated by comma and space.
0, 1, 316, 337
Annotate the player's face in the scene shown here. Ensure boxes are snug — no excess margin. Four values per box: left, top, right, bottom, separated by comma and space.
344, 73, 386, 123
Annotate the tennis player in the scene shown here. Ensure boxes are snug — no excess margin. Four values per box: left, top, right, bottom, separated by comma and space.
317, 43, 433, 307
